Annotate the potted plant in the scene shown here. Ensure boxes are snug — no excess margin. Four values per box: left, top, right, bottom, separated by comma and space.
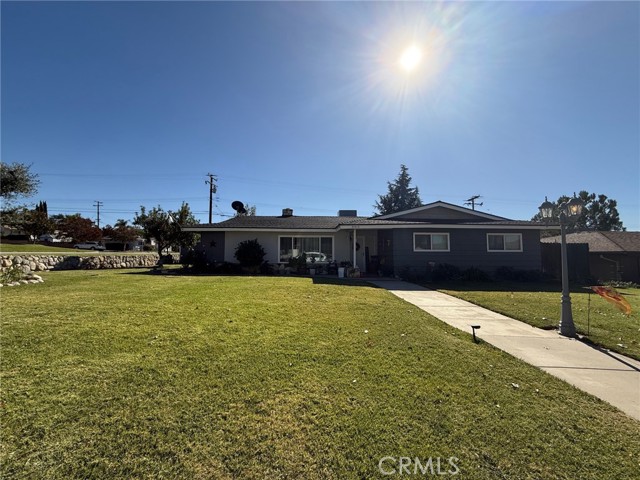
338, 261, 351, 278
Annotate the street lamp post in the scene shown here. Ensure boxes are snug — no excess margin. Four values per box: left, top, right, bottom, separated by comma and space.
539, 195, 584, 337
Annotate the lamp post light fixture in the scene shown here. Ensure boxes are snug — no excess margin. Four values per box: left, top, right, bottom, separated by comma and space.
539, 194, 584, 337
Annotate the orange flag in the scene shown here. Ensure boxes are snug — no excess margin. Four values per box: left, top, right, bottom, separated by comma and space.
591, 286, 632, 315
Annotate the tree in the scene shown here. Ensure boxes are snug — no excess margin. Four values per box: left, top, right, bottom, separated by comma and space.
134, 202, 199, 255
532, 190, 625, 232
23, 210, 55, 243
35, 200, 48, 215
234, 204, 257, 217
374, 164, 422, 215
0, 162, 40, 204
61, 214, 102, 242
102, 219, 141, 251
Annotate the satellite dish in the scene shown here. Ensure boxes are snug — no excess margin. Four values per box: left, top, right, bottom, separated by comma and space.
231, 200, 247, 215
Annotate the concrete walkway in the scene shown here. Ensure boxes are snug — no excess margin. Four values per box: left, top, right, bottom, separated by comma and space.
369, 280, 640, 421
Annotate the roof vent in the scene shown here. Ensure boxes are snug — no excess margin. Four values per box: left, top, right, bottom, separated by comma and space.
282, 208, 293, 217
338, 210, 357, 217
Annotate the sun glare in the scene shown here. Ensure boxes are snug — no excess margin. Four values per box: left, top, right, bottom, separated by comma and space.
399, 45, 423, 72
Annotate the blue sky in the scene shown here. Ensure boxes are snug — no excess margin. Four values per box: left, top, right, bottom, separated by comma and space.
2, 1, 638, 230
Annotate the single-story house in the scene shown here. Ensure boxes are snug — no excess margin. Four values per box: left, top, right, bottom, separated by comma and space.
183, 201, 548, 277
541, 231, 640, 283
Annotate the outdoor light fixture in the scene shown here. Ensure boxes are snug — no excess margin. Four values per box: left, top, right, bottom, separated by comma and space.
538, 194, 584, 337
470, 325, 481, 343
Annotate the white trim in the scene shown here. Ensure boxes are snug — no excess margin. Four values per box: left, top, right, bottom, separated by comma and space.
413, 232, 450, 252
374, 201, 507, 221
277, 234, 334, 263
487, 233, 523, 252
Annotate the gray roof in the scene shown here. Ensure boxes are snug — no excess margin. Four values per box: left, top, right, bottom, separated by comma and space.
541, 231, 640, 253
184, 215, 546, 231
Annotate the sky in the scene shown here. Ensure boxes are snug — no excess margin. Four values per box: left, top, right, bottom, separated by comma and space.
2, 1, 639, 230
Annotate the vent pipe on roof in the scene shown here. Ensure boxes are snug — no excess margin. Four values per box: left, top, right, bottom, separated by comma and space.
282, 208, 293, 217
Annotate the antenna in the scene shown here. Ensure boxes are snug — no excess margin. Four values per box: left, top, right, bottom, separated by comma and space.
231, 200, 247, 215
464, 195, 483, 211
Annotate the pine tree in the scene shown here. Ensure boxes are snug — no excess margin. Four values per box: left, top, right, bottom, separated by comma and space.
532, 190, 625, 232
374, 164, 423, 215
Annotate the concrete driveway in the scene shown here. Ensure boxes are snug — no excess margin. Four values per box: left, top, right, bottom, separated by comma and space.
369, 280, 640, 421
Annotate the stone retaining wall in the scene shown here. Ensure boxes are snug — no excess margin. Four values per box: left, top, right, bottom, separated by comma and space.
0, 253, 181, 274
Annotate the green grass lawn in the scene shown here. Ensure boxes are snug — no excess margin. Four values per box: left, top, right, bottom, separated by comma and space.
0, 243, 80, 253
2, 271, 639, 479
437, 282, 640, 361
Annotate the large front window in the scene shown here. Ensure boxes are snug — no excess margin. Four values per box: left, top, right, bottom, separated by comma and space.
487, 233, 522, 252
279, 236, 333, 263
413, 233, 450, 252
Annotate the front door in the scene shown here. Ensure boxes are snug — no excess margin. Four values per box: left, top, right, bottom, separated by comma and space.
356, 236, 366, 273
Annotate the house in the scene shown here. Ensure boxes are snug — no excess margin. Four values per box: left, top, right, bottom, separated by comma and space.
183, 201, 548, 278
541, 231, 640, 283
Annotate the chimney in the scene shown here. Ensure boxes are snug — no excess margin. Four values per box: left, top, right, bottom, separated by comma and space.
338, 210, 358, 217
282, 208, 293, 217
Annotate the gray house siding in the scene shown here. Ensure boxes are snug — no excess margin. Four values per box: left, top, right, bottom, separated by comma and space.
391, 228, 542, 277
199, 232, 225, 263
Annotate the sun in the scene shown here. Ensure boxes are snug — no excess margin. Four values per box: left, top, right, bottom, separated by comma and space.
398, 45, 423, 73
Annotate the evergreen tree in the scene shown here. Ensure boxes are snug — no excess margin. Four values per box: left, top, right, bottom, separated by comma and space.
374, 164, 423, 215
532, 190, 624, 232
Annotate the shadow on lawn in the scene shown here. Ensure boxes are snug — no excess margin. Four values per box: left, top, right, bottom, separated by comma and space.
428, 280, 590, 294
117, 268, 380, 288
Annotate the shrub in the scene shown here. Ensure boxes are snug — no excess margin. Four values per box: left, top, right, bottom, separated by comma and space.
604, 280, 639, 289
180, 249, 209, 272
288, 254, 307, 273
234, 239, 266, 267
461, 266, 492, 282
495, 266, 542, 282
431, 263, 461, 282
1, 265, 24, 284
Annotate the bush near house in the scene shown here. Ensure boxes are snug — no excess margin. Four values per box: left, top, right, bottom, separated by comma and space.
234, 239, 267, 273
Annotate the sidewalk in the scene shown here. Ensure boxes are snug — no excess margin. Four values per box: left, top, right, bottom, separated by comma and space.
369, 280, 640, 421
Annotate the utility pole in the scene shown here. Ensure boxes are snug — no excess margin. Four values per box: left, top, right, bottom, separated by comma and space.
93, 201, 104, 228
464, 195, 483, 211
206, 173, 217, 223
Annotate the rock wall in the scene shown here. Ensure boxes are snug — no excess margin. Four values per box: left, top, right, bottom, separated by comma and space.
0, 253, 181, 274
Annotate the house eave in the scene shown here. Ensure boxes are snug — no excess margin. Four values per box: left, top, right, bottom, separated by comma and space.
182, 223, 551, 233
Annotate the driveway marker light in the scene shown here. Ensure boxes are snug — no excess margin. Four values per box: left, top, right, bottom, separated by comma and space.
471, 325, 481, 343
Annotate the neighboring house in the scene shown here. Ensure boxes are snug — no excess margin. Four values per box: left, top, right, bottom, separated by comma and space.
542, 231, 640, 283
183, 201, 548, 277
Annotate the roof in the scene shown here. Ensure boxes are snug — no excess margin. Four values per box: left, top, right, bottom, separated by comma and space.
183, 214, 547, 232
541, 231, 640, 253
373, 200, 507, 221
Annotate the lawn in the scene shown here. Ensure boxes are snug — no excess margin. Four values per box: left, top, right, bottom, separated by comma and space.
2, 271, 639, 479
437, 282, 640, 361
0, 243, 79, 253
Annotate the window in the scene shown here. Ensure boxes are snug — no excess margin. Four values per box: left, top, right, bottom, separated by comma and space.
279, 236, 333, 263
487, 233, 522, 252
413, 233, 450, 252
